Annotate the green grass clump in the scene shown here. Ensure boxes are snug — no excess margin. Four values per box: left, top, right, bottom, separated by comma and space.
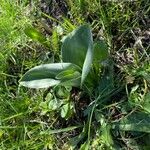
0, 1, 55, 149
0, 0, 150, 149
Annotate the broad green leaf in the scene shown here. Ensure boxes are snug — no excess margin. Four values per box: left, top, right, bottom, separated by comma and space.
56, 68, 81, 80
40, 93, 53, 114
54, 86, 70, 99
39, 101, 49, 115
24, 27, 49, 47
48, 98, 60, 111
81, 40, 93, 85
56, 67, 81, 87
61, 103, 69, 118
93, 40, 109, 63
19, 63, 79, 88
61, 102, 74, 119
84, 40, 109, 89
112, 112, 150, 133
61, 25, 93, 85
45, 93, 53, 101
61, 76, 81, 87
20, 79, 60, 89
113, 123, 150, 133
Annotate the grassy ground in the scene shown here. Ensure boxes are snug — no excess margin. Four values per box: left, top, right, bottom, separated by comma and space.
0, 0, 150, 149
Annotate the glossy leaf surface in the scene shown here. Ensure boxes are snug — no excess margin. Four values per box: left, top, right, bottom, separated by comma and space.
61, 25, 93, 85
20, 63, 80, 88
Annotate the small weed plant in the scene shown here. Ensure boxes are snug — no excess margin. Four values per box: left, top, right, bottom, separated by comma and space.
20, 24, 150, 149
20, 25, 110, 119
20, 25, 114, 148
